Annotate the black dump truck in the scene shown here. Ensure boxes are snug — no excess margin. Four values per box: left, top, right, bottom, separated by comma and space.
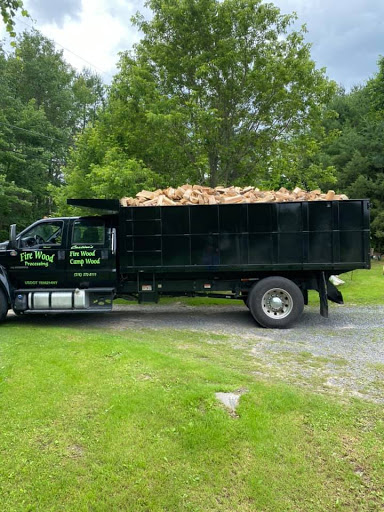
0, 198, 370, 328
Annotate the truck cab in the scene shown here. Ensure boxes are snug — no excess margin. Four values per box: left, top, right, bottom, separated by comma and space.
0, 215, 118, 319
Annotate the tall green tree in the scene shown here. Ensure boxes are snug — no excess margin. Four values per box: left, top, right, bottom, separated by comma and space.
72, 68, 105, 132
0, 30, 105, 236
316, 59, 384, 251
59, 0, 335, 205
132, 0, 335, 186
0, 174, 30, 237
7, 31, 77, 130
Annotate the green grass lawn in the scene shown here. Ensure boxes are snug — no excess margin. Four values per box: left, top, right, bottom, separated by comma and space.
330, 260, 384, 305
0, 324, 383, 511
116, 260, 384, 307
306, 260, 384, 306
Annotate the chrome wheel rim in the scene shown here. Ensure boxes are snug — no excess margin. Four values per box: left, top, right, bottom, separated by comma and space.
262, 288, 293, 319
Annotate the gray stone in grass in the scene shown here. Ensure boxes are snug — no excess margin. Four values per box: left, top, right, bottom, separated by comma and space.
215, 392, 241, 412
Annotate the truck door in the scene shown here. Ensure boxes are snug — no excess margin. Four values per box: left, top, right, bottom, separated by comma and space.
8, 219, 68, 289
67, 217, 117, 288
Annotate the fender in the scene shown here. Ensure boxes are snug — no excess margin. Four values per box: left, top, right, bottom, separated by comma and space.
0, 265, 11, 305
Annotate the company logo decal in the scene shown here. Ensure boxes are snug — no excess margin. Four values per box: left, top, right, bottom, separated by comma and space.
69, 248, 101, 266
20, 251, 55, 268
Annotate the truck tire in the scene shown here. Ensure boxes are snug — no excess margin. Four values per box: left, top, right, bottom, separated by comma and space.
248, 277, 304, 329
0, 288, 8, 323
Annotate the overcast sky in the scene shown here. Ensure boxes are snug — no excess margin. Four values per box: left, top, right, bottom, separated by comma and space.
3, 0, 384, 88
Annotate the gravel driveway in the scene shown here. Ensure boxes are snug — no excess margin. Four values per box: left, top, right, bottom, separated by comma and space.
8, 303, 384, 403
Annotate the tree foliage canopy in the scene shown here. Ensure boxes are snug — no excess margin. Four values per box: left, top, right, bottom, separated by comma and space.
59, 0, 335, 207
313, 57, 384, 251
0, 30, 104, 237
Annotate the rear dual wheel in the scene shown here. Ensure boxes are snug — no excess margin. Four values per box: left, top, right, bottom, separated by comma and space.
248, 277, 304, 329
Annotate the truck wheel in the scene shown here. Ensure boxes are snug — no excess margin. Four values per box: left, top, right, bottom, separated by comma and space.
248, 277, 304, 329
0, 289, 8, 323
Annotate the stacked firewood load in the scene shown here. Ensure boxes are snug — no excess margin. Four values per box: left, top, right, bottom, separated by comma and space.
120, 185, 349, 207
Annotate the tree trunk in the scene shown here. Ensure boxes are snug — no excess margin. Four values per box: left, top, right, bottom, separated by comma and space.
209, 152, 219, 187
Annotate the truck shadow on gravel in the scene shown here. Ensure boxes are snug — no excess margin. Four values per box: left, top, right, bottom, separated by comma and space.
6, 304, 333, 331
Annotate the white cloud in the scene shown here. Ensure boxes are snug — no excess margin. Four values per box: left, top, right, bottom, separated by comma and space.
20, 0, 142, 81
27, 0, 82, 27
1, 0, 383, 87
273, 0, 384, 87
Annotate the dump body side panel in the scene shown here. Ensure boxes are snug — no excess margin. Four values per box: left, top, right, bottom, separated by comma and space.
118, 200, 370, 274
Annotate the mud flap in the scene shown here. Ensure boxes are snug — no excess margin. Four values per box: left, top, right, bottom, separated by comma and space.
327, 280, 344, 305
317, 272, 344, 318
318, 272, 328, 318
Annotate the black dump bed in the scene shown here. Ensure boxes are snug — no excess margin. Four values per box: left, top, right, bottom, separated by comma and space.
68, 198, 370, 274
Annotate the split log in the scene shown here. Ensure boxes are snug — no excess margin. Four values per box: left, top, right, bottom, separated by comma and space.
119, 184, 349, 206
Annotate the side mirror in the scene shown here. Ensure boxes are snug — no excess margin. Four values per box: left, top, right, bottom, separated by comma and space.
8, 224, 17, 250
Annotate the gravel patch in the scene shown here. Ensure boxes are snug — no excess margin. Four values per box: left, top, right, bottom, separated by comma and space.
8, 303, 384, 403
